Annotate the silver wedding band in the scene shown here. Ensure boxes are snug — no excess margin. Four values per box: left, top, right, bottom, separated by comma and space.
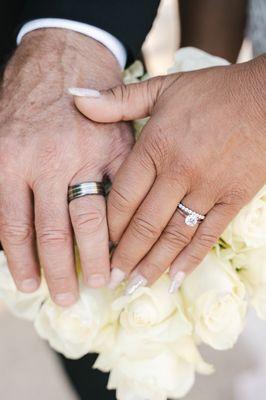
68, 181, 105, 203
177, 202, 205, 227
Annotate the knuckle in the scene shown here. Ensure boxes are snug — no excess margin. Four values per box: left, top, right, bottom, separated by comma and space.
119, 84, 131, 104
197, 232, 217, 249
83, 256, 108, 272
187, 252, 203, 266
163, 224, 191, 251
143, 128, 169, 166
112, 250, 135, 271
222, 187, 249, 206
108, 186, 131, 214
136, 147, 156, 173
12, 267, 33, 281
72, 208, 105, 234
47, 273, 72, 291
146, 261, 166, 276
130, 215, 160, 242
38, 139, 60, 167
0, 223, 33, 245
38, 228, 70, 247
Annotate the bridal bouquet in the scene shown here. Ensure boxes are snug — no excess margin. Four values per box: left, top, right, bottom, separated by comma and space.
1, 48, 266, 400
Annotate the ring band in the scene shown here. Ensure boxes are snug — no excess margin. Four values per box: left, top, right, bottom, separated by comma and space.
177, 202, 205, 227
68, 181, 105, 203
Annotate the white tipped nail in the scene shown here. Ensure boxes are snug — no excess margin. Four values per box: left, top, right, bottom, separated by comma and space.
107, 268, 126, 290
68, 87, 101, 98
169, 271, 186, 294
125, 274, 148, 296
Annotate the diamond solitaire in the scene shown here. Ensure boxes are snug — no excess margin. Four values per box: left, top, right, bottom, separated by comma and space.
185, 213, 199, 227
177, 203, 205, 227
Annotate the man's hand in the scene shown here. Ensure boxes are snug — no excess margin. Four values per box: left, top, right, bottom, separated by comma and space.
73, 55, 266, 293
0, 29, 133, 306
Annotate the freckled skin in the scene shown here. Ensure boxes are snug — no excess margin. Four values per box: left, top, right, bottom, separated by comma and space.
0, 29, 133, 306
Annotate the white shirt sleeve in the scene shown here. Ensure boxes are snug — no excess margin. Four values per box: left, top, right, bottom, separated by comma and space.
17, 18, 127, 69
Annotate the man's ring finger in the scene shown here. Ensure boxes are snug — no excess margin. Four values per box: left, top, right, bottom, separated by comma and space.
68, 181, 105, 203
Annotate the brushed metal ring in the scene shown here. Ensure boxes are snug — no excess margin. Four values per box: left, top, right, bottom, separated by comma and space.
68, 181, 105, 203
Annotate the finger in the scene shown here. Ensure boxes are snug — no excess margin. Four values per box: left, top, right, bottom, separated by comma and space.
69, 170, 110, 288
108, 176, 187, 289
127, 193, 214, 294
0, 179, 40, 292
34, 180, 78, 307
71, 76, 170, 123
107, 136, 156, 243
169, 203, 238, 290
107, 148, 133, 182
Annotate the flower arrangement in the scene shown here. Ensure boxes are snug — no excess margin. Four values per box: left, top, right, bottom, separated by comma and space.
0, 48, 265, 400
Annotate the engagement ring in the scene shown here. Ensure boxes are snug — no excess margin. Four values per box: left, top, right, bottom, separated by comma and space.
177, 202, 205, 227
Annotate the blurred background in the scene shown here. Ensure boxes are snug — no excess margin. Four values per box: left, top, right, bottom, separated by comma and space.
0, 1, 264, 399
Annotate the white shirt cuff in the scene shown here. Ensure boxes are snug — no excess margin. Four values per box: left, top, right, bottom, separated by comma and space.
17, 18, 127, 69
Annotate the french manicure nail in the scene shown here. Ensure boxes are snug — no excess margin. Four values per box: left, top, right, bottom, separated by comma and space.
107, 268, 126, 290
55, 293, 77, 307
87, 274, 106, 288
125, 274, 148, 296
68, 87, 101, 98
20, 278, 39, 293
169, 271, 186, 294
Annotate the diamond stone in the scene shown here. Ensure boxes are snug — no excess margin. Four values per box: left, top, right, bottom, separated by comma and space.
185, 213, 198, 227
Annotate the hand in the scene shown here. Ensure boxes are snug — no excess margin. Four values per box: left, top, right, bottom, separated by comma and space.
0, 29, 133, 305
73, 55, 266, 293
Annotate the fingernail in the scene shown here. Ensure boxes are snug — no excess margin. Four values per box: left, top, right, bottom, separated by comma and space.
169, 271, 186, 294
87, 274, 106, 288
125, 274, 148, 296
20, 278, 39, 293
55, 293, 77, 307
107, 268, 126, 290
68, 87, 101, 98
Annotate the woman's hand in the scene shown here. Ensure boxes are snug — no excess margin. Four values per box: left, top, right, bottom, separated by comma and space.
73, 55, 266, 294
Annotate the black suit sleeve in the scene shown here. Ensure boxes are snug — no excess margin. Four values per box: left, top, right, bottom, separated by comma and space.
19, 0, 161, 63
0, 0, 27, 66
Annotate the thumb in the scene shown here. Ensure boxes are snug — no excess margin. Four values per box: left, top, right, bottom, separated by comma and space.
68, 76, 167, 123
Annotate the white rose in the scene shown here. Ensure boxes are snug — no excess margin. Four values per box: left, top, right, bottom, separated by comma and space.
101, 346, 195, 400
107, 351, 194, 400
233, 247, 266, 320
34, 284, 116, 359
94, 325, 167, 373
173, 336, 214, 376
249, 286, 266, 320
112, 275, 192, 343
182, 252, 247, 350
123, 60, 144, 84
222, 186, 266, 250
213, 243, 236, 262
0, 252, 48, 321
95, 335, 212, 400
168, 47, 229, 74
